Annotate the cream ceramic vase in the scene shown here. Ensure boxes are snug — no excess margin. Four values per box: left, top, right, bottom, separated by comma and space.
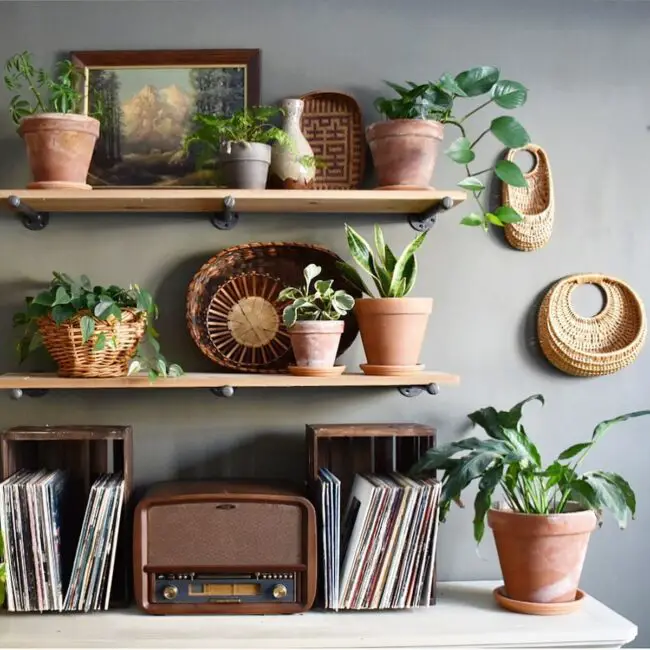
270, 98, 315, 189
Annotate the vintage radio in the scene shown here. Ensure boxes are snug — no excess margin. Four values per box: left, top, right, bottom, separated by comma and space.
133, 481, 317, 614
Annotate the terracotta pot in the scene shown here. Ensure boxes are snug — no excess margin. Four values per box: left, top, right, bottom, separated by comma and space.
354, 298, 432, 368
219, 141, 271, 189
488, 505, 598, 604
288, 320, 344, 368
366, 119, 443, 189
19, 113, 100, 190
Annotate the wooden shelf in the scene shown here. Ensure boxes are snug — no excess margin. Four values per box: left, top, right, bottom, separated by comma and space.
0, 188, 465, 214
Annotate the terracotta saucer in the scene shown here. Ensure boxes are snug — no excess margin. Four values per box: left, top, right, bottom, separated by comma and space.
493, 586, 585, 615
360, 363, 425, 376
288, 365, 346, 377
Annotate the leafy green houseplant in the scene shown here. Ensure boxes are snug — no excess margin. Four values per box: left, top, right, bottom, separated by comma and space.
337, 224, 431, 374
369, 66, 530, 231
184, 105, 293, 189
4, 51, 100, 189
277, 264, 355, 371
411, 394, 650, 605
13, 272, 182, 380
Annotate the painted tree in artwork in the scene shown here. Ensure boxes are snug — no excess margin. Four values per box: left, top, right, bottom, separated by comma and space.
90, 70, 124, 165
190, 67, 245, 117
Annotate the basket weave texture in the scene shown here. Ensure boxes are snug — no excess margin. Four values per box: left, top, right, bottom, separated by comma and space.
186, 242, 361, 373
502, 144, 554, 251
38, 308, 147, 378
537, 274, 646, 377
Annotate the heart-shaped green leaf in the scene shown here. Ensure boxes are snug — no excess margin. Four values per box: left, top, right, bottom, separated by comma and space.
445, 137, 475, 164
490, 116, 530, 148
495, 160, 528, 187
80, 314, 95, 344
486, 213, 503, 227
494, 205, 523, 224
458, 176, 485, 192
460, 214, 483, 227
492, 80, 528, 109
454, 66, 500, 96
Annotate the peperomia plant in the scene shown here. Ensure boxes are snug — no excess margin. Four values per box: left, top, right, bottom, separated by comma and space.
13, 272, 182, 380
375, 67, 530, 231
278, 264, 355, 328
338, 224, 426, 298
410, 394, 650, 543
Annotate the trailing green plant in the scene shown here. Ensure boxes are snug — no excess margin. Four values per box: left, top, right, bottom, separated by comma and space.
4, 52, 101, 125
278, 264, 355, 328
0, 529, 5, 607
12, 272, 182, 380
410, 394, 650, 543
375, 67, 530, 231
338, 224, 426, 298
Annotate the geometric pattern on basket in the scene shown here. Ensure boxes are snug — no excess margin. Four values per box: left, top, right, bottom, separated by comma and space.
38, 308, 147, 378
502, 144, 554, 252
300, 91, 365, 190
186, 242, 361, 373
537, 274, 646, 377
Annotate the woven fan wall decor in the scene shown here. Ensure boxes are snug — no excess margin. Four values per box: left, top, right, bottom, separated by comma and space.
186, 242, 361, 373
502, 144, 554, 251
537, 274, 646, 377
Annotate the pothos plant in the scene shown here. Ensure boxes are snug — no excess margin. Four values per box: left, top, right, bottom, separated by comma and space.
375, 66, 530, 231
338, 224, 426, 298
13, 272, 182, 380
4, 51, 100, 124
278, 264, 355, 328
410, 394, 650, 543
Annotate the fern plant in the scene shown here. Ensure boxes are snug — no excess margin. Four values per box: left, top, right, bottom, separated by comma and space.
338, 224, 426, 298
410, 394, 650, 543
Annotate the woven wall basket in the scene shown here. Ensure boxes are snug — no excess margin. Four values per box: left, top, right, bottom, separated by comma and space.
502, 144, 554, 252
39, 308, 147, 378
537, 274, 646, 377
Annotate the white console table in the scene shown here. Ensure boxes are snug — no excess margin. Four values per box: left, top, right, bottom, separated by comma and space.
0, 580, 637, 649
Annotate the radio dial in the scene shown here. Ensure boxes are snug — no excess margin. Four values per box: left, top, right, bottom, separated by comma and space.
272, 583, 288, 600
163, 585, 179, 600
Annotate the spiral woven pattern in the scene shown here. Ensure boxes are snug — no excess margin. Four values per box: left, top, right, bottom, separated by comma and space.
537, 274, 646, 377
502, 144, 554, 251
39, 308, 147, 378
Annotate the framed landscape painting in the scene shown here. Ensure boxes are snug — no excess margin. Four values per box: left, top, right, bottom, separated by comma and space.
72, 49, 260, 187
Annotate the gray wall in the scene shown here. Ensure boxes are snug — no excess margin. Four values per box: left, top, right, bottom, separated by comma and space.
1, 0, 649, 644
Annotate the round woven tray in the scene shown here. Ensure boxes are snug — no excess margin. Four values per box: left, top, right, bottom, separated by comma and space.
537, 274, 646, 377
39, 308, 146, 378
502, 144, 554, 252
186, 242, 361, 373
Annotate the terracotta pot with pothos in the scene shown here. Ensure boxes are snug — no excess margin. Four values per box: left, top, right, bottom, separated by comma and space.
5, 53, 100, 189
411, 394, 650, 615
278, 264, 355, 377
339, 224, 431, 375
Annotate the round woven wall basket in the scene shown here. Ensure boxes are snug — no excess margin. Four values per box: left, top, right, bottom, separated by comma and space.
39, 308, 147, 378
502, 144, 554, 252
186, 242, 361, 373
537, 274, 646, 377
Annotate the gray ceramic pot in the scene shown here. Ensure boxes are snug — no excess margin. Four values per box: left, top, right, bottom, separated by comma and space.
219, 141, 271, 189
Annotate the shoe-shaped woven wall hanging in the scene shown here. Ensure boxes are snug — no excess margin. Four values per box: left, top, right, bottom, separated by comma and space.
502, 144, 554, 251
537, 273, 646, 377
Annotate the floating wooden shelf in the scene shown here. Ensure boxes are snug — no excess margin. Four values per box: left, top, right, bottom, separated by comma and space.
0, 371, 459, 399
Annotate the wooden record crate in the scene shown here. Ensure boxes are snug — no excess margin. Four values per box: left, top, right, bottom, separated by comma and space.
0, 425, 133, 608
305, 422, 438, 605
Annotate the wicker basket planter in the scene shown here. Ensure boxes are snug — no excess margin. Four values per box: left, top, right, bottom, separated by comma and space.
39, 308, 147, 378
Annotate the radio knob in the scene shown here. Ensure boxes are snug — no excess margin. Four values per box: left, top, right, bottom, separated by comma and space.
163, 585, 179, 601
272, 583, 288, 600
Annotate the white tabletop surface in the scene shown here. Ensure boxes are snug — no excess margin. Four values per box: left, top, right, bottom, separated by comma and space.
0, 580, 638, 649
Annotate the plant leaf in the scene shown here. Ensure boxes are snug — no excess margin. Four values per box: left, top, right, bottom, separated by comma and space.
495, 160, 528, 187
593, 471, 636, 519
494, 205, 523, 224
591, 410, 650, 444
582, 472, 629, 528
486, 212, 503, 226
283, 306, 297, 328
332, 290, 355, 311
460, 214, 483, 227
80, 274, 92, 290
28, 330, 43, 353
402, 253, 417, 296
558, 442, 592, 461
473, 462, 504, 543
492, 80, 528, 109
127, 359, 142, 376
458, 176, 485, 192
33, 290, 54, 307
388, 230, 427, 297
315, 279, 333, 296
437, 72, 467, 97
445, 137, 475, 164
384, 245, 397, 273
336, 261, 372, 297
94, 332, 106, 351
51, 304, 75, 325
454, 66, 500, 97
303, 264, 321, 292
168, 363, 183, 377
374, 224, 386, 265
344, 224, 380, 282
490, 116, 530, 148
442, 451, 499, 508
94, 298, 115, 319
51, 286, 71, 307
80, 315, 95, 344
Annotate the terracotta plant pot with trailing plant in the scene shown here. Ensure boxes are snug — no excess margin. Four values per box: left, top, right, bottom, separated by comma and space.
339, 224, 431, 375
411, 394, 650, 613
370, 69, 532, 232
184, 106, 293, 189
278, 263, 355, 377
5, 52, 100, 189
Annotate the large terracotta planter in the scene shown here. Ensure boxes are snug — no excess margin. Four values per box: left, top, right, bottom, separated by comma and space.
288, 320, 344, 368
19, 113, 100, 190
488, 505, 598, 604
366, 119, 443, 190
354, 298, 432, 371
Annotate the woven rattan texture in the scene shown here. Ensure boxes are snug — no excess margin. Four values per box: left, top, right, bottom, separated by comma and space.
300, 91, 365, 190
186, 242, 361, 373
537, 274, 646, 377
38, 308, 146, 378
502, 144, 554, 251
